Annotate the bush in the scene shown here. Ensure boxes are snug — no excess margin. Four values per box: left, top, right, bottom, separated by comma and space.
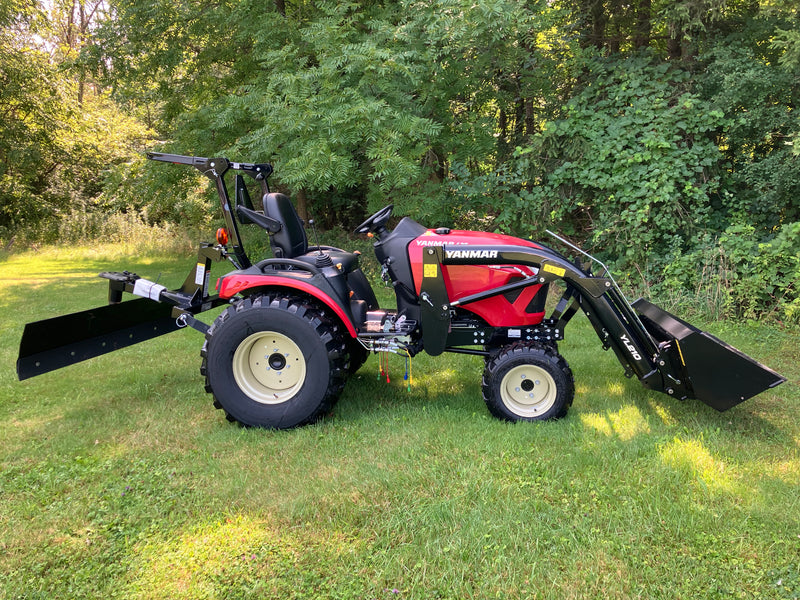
654, 221, 800, 323
0, 207, 197, 256
446, 53, 726, 268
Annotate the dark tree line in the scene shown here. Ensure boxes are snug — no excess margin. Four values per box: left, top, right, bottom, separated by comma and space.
2, 0, 799, 318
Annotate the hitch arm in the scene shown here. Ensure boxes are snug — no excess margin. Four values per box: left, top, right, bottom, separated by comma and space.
102, 242, 227, 316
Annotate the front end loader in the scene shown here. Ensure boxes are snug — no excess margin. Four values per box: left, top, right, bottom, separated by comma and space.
16, 153, 786, 429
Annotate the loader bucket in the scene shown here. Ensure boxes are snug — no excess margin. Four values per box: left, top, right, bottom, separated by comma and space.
633, 298, 786, 411
17, 298, 181, 381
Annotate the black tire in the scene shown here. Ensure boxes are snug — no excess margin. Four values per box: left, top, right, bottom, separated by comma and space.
482, 343, 574, 422
200, 294, 349, 429
347, 341, 369, 374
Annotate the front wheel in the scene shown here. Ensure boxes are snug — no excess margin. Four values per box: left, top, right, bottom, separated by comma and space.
201, 294, 348, 429
482, 343, 574, 422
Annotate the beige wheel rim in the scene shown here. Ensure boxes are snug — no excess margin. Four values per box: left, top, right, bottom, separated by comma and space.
232, 331, 306, 404
500, 364, 557, 417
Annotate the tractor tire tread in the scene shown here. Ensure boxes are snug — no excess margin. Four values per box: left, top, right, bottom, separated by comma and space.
482, 342, 574, 421
201, 293, 350, 428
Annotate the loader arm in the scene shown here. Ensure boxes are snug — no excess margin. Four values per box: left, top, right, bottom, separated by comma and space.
421, 244, 785, 411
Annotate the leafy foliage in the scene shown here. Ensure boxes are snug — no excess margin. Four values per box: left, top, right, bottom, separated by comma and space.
3, 0, 800, 319
654, 221, 800, 323
699, 22, 800, 233
0, 5, 71, 234
449, 54, 725, 265
225, 2, 443, 210
89, 0, 566, 224
0, 0, 155, 244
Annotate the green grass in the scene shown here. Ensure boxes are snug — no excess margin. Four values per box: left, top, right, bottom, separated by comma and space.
1, 245, 798, 599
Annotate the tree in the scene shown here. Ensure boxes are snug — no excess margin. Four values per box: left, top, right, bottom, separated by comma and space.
91, 0, 565, 226
699, 15, 800, 234
39, 0, 798, 318
47, 0, 107, 104
0, 1, 71, 232
0, 0, 154, 241
448, 53, 725, 266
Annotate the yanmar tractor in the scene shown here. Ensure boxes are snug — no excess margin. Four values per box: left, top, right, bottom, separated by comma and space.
17, 153, 785, 429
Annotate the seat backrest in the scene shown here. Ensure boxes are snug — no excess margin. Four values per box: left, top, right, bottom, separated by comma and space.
263, 192, 307, 258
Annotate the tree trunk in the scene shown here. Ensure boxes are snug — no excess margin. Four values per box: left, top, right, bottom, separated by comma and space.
498, 107, 509, 157
634, 0, 651, 49
667, 29, 682, 59
525, 98, 536, 138
513, 94, 525, 146
424, 147, 445, 185
296, 188, 309, 222
590, 0, 607, 50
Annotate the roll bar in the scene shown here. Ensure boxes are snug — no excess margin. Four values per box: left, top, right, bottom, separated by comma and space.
147, 153, 275, 270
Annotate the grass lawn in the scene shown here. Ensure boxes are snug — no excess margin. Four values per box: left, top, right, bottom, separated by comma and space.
1, 244, 798, 599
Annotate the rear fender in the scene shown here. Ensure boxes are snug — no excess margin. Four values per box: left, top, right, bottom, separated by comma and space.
216, 271, 359, 338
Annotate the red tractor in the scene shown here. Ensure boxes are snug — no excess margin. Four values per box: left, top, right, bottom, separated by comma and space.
17, 154, 785, 429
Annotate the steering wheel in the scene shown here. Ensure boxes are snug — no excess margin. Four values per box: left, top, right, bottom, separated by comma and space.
354, 204, 394, 235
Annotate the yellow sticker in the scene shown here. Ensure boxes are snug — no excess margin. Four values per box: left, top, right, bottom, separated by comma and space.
194, 263, 206, 286
424, 264, 438, 278
543, 264, 566, 278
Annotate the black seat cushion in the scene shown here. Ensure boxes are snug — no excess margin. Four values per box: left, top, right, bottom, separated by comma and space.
262, 193, 360, 273
263, 192, 307, 258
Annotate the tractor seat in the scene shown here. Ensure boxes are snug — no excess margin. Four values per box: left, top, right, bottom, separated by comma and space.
262, 192, 360, 273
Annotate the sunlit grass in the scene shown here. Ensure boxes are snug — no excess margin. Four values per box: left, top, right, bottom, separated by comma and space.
125, 515, 303, 597
579, 405, 651, 441
1, 244, 798, 599
659, 436, 735, 495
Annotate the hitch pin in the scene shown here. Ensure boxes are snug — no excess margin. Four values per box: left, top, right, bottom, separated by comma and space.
175, 312, 210, 335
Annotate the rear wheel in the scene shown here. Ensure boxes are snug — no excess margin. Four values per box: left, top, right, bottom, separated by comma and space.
347, 341, 369, 374
232, 331, 307, 402
201, 294, 348, 429
482, 343, 574, 422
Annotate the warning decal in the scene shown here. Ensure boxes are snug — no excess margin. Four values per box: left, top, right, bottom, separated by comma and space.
195, 263, 206, 286
543, 264, 566, 278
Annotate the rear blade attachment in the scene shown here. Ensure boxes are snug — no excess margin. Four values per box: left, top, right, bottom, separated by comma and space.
633, 298, 786, 411
17, 298, 180, 380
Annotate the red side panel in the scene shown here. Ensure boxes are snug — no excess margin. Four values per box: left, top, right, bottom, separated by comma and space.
408, 230, 546, 327
216, 274, 358, 338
